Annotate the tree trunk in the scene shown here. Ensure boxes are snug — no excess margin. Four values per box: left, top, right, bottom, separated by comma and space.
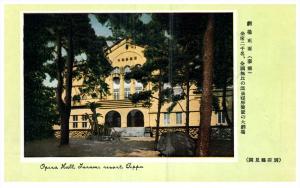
60, 18, 74, 145
55, 32, 68, 146
91, 108, 97, 133
154, 71, 163, 150
222, 81, 232, 127
196, 14, 215, 157
222, 79, 234, 154
185, 78, 190, 135
85, 113, 94, 133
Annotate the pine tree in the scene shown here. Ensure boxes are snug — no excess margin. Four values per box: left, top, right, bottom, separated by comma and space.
24, 14, 58, 141
24, 14, 112, 145
196, 14, 215, 156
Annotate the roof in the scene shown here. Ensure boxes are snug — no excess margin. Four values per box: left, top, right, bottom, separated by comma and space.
104, 38, 130, 54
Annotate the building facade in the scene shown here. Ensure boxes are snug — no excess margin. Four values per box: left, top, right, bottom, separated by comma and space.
53, 38, 233, 132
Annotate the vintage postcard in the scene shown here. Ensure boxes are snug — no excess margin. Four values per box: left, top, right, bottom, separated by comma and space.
1, 2, 297, 184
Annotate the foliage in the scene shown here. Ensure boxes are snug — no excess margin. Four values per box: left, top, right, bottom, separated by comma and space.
96, 13, 146, 43
72, 94, 81, 102
24, 14, 112, 144
24, 14, 58, 141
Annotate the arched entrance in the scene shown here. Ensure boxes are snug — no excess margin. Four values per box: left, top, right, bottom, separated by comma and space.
105, 111, 121, 127
127, 110, 144, 127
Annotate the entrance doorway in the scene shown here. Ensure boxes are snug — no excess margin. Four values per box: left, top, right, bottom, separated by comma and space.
105, 110, 121, 127
127, 110, 144, 127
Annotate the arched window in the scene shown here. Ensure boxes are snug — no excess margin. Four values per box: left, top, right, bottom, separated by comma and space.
113, 77, 120, 100
124, 66, 131, 98
135, 81, 143, 93
124, 80, 131, 99
124, 66, 131, 74
112, 67, 120, 74
134, 65, 143, 93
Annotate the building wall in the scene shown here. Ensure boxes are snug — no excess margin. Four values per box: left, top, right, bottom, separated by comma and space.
53, 38, 232, 131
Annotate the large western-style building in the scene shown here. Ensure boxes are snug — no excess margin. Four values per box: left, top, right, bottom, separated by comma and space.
53, 38, 233, 135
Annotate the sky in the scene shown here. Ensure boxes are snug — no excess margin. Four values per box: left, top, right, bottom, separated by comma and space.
88, 13, 151, 38
43, 13, 152, 88
88, 14, 113, 38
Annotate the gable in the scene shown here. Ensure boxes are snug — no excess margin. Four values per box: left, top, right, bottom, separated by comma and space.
106, 39, 147, 67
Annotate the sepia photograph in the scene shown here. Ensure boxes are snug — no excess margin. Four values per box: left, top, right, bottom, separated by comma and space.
1, 1, 298, 184
23, 13, 233, 157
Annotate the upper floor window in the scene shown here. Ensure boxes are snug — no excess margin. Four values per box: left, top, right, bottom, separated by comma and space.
113, 77, 120, 100
164, 113, 170, 126
82, 115, 88, 128
112, 67, 120, 74
124, 66, 131, 74
82, 122, 88, 128
217, 111, 226, 125
135, 81, 143, 93
176, 112, 182, 125
114, 89, 120, 100
124, 87, 130, 99
113, 77, 120, 89
134, 65, 142, 93
73, 115, 78, 128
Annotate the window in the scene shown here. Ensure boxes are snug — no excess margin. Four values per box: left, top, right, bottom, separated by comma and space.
124, 87, 130, 99
72, 115, 78, 128
82, 115, 88, 128
124, 67, 131, 99
176, 112, 182, 125
113, 77, 120, 100
82, 122, 88, 128
164, 113, 170, 126
112, 67, 120, 74
73, 122, 78, 128
135, 86, 142, 93
114, 89, 120, 100
135, 80, 143, 93
217, 111, 226, 124
124, 66, 131, 74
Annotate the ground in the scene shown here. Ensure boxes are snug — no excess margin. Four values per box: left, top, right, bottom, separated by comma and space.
25, 137, 233, 157
25, 137, 160, 157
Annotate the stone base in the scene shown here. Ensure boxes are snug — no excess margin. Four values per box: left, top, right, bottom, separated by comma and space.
113, 127, 147, 137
